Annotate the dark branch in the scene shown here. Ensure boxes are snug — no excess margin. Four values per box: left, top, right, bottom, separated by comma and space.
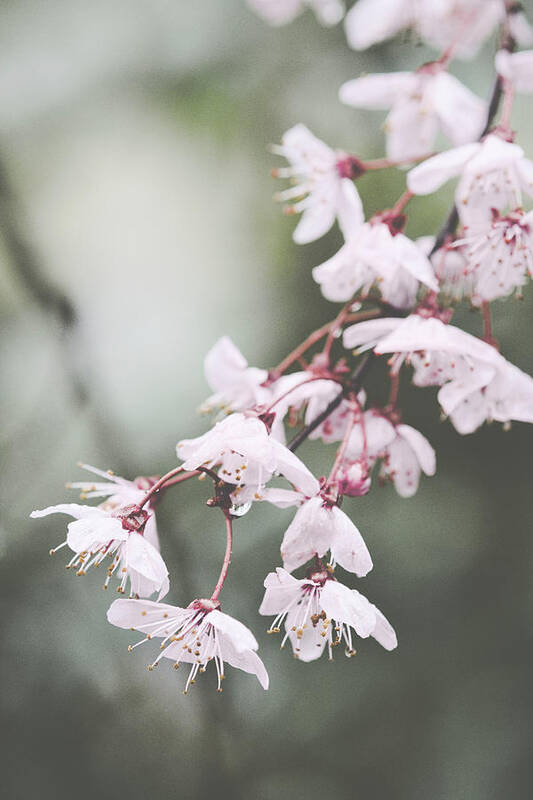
0, 158, 77, 329
430, 33, 514, 256
0, 155, 90, 404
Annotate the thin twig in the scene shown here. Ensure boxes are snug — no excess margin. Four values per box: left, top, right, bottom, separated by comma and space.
430, 33, 515, 256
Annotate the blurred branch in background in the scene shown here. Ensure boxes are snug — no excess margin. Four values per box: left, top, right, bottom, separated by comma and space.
0, 155, 88, 405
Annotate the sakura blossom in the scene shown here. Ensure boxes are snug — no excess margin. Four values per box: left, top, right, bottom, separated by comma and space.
177, 411, 320, 502
339, 67, 487, 161
312, 214, 438, 309
272, 123, 364, 243
259, 567, 397, 661
108, 597, 269, 692
278, 493, 373, 575
31, 0, 533, 702
407, 134, 533, 227
247, 0, 345, 27
31, 490, 169, 599
343, 0, 528, 59
418, 236, 475, 302
344, 410, 436, 498
454, 209, 533, 303
266, 371, 365, 446
61, 463, 162, 548
200, 336, 270, 415
344, 314, 533, 434
495, 49, 533, 94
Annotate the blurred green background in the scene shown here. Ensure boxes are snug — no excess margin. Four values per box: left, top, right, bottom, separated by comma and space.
1, 1, 533, 798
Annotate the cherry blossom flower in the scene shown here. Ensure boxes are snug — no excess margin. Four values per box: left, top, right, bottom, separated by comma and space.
339, 67, 487, 162
31, 494, 169, 599
259, 567, 397, 661
312, 215, 438, 309
308, 396, 359, 443
56, 463, 162, 547
272, 123, 364, 243
108, 597, 268, 692
407, 134, 533, 227
199, 339, 341, 442
495, 49, 533, 94
267, 371, 345, 438
344, 0, 526, 59
200, 336, 270, 415
344, 314, 533, 433
247, 0, 344, 27
454, 209, 533, 303
418, 236, 474, 302
177, 412, 320, 500
344, 410, 436, 498
278, 493, 373, 575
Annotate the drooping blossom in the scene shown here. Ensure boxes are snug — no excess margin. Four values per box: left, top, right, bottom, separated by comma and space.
312, 213, 438, 309
343, 0, 529, 60
407, 134, 533, 227
275, 493, 373, 575
247, 0, 344, 27
57, 462, 162, 545
259, 567, 397, 661
272, 123, 364, 243
454, 209, 533, 303
418, 235, 474, 302
268, 369, 364, 447
266, 370, 343, 433
199, 339, 341, 443
339, 67, 486, 161
495, 49, 533, 94
31, 469, 169, 599
344, 410, 436, 498
108, 597, 268, 692
200, 336, 270, 415
344, 314, 533, 434
177, 412, 320, 505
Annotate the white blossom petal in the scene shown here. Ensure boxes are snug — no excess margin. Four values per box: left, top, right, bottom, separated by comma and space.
407, 143, 480, 195
320, 580, 376, 638
395, 424, 436, 476
339, 72, 417, 109
343, 0, 412, 50
208, 608, 259, 652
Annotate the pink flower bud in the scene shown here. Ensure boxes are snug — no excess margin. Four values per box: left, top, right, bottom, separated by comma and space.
336, 461, 371, 497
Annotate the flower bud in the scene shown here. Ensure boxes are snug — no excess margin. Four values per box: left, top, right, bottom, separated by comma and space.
336, 461, 371, 497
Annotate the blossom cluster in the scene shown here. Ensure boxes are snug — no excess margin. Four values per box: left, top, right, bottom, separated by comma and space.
32, 1, 533, 697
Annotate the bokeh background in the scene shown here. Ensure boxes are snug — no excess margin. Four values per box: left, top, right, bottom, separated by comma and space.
1, 1, 533, 798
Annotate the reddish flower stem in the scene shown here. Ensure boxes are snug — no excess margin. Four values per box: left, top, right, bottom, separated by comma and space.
392, 189, 414, 216
364, 153, 434, 171
388, 370, 400, 408
326, 395, 360, 486
138, 465, 186, 508
263, 376, 334, 414
322, 300, 355, 360
271, 308, 381, 379
210, 513, 233, 602
482, 301, 496, 346
160, 470, 200, 489
271, 322, 338, 379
